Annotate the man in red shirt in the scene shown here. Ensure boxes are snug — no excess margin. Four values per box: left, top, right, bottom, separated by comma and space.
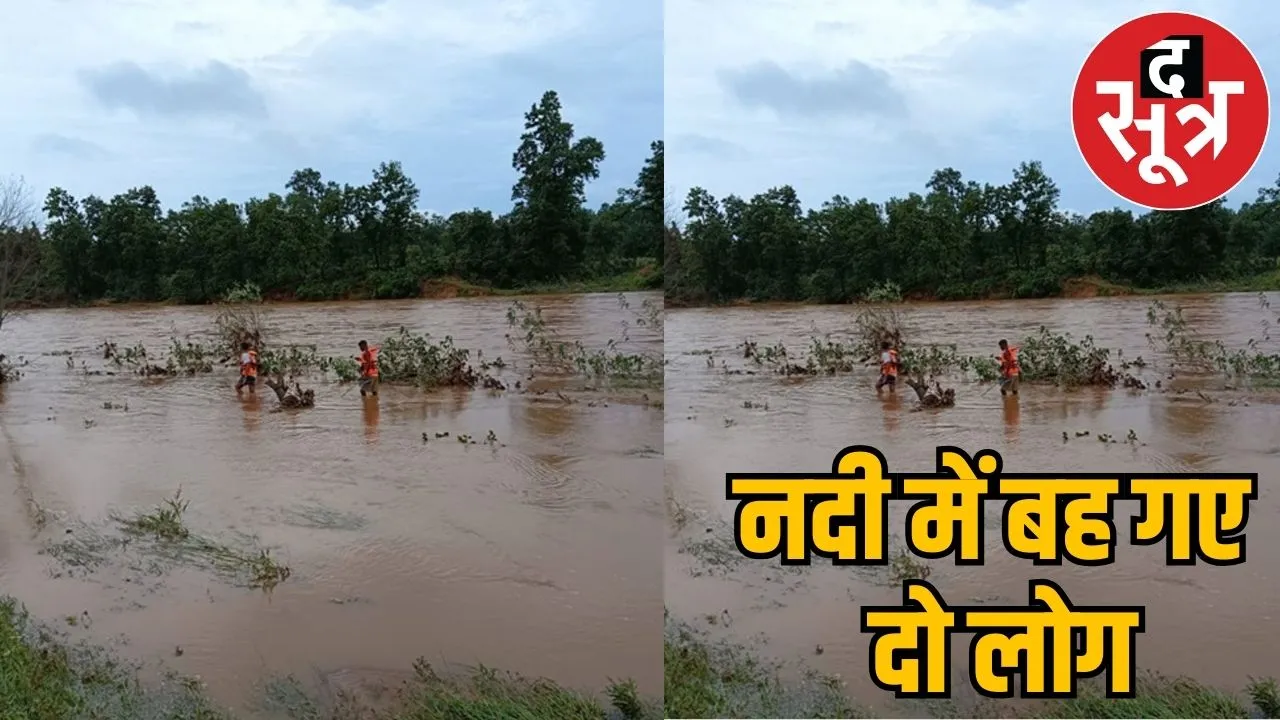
998, 339, 1020, 396
876, 341, 900, 393
357, 340, 380, 397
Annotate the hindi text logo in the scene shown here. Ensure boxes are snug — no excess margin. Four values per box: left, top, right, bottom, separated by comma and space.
1072, 12, 1269, 210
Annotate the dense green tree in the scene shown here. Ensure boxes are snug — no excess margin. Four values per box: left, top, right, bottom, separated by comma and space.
16, 90, 657, 307
509, 90, 606, 283
666, 162, 1280, 305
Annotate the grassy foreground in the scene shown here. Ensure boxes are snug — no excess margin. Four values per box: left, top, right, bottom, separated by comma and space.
0, 597, 659, 720
663, 612, 1280, 719
663, 615, 859, 718
7, 592, 1277, 720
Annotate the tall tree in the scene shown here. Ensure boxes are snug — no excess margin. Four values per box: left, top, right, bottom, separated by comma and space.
510, 90, 605, 282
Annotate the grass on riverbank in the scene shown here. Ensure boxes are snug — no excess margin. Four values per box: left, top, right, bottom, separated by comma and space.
1138, 267, 1280, 296
494, 263, 661, 296
418, 265, 658, 299
1044, 673, 1280, 719
419, 267, 658, 300
663, 614, 862, 718
1061, 270, 1280, 298
663, 611, 1280, 719
0, 596, 658, 720
0, 597, 231, 720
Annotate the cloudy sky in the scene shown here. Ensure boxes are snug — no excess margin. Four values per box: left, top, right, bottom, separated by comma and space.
665, 0, 1280, 217
0, 0, 660, 219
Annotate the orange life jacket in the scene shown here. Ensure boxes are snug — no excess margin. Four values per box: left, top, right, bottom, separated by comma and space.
881, 349, 900, 377
360, 347, 380, 378
241, 350, 259, 377
1000, 346, 1020, 377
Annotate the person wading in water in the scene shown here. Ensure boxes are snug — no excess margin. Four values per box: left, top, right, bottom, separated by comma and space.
356, 340, 380, 397
235, 342, 259, 395
997, 338, 1020, 396
876, 340, 900, 393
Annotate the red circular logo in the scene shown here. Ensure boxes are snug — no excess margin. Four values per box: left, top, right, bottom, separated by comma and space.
1072, 12, 1269, 211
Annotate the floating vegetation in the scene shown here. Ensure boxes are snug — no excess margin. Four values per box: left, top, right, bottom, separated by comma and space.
1147, 297, 1280, 380
111, 490, 292, 591
118, 489, 190, 541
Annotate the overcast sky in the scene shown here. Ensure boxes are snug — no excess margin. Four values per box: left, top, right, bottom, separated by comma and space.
665, 0, 1280, 217
0, 0, 660, 218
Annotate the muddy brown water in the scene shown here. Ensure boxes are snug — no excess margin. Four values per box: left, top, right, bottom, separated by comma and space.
0, 291, 662, 714
665, 292, 1280, 713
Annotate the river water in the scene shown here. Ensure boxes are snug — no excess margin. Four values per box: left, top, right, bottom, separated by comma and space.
0, 291, 663, 714
665, 292, 1280, 713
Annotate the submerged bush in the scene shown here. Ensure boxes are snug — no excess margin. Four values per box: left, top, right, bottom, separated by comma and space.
737, 309, 1140, 389
375, 327, 482, 388
1017, 326, 1128, 387
165, 339, 215, 375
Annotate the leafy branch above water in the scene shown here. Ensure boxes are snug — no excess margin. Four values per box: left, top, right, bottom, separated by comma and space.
1146, 294, 1280, 380
370, 327, 492, 389
505, 294, 663, 387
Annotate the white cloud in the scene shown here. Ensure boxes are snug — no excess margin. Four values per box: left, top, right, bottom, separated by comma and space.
665, 0, 1280, 215
0, 0, 655, 214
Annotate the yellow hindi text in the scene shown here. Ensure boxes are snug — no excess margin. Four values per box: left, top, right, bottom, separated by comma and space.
726, 445, 1257, 567
861, 580, 1144, 699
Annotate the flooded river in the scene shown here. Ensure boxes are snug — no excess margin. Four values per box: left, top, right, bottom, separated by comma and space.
665, 292, 1280, 713
0, 291, 662, 714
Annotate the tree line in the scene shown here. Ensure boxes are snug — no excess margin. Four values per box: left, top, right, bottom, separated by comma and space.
664, 161, 1280, 305
0, 90, 661, 308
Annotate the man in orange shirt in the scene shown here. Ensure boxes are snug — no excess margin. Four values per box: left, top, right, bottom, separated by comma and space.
357, 340, 380, 397
875, 340, 900, 393
235, 341, 258, 394
997, 339, 1020, 396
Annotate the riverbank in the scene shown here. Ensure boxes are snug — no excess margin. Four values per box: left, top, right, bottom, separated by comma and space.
415, 264, 660, 300
663, 613, 1280, 719
663, 270, 1280, 309
0, 596, 659, 720
13, 264, 661, 311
